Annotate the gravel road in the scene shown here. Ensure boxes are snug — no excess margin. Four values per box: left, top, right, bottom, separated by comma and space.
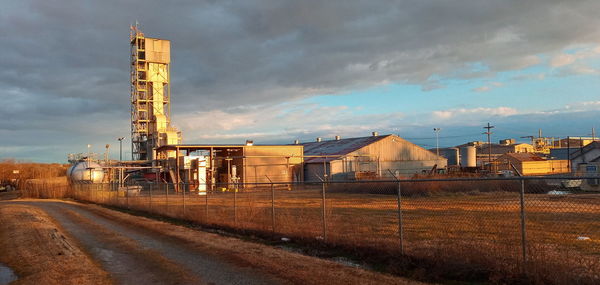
9, 201, 283, 285
1, 200, 421, 285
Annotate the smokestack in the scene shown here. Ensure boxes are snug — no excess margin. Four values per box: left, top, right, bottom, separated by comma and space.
372, 132, 379, 137
335, 135, 341, 140
316, 137, 322, 142
293, 139, 300, 145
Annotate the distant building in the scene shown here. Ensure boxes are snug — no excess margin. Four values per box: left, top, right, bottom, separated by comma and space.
569, 141, 600, 171
550, 141, 600, 171
576, 162, 600, 191
493, 153, 569, 176
554, 137, 596, 148
450, 140, 534, 166
301, 133, 447, 181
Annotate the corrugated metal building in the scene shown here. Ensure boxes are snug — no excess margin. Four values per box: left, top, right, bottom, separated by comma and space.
300, 134, 447, 181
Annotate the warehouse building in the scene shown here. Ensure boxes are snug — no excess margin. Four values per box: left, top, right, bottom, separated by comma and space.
300, 133, 447, 181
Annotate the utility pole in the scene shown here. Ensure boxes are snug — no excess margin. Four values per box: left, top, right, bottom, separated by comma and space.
433, 128, 441, 156
483, 123, 494, 169
117, 137, 125, 161
104, 144, 110, 164
567, 136, 571, 172
87, 144, 91, 163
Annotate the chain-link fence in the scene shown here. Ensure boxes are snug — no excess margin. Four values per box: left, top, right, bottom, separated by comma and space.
69, 177, 600, 284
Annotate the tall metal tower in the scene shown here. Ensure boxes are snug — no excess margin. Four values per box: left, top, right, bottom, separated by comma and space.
130, 25, 181, 161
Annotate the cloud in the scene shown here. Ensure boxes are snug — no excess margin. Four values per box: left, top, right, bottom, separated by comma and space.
432, 107, 518, 121
548, 45, 600, 75
472, 86, 491, 92
178, 102, 405, 144
550, 54, 576, 67
3, 0, 600, 161
472, 81, 503, 92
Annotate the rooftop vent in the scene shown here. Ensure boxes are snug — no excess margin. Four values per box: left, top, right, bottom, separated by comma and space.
316, 137, 322, 142
372, 132, 379, 137
335, 135, 341, 140
245, 140, 254, 146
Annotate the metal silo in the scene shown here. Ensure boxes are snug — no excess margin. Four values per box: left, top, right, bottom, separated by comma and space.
444, 148, 460, 166
460, 146, 477, 167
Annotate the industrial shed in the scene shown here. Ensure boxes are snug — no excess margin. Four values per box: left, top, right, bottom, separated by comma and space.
301, 134, 447, 181
155, 144, 304, 189
493, 153, 569, 176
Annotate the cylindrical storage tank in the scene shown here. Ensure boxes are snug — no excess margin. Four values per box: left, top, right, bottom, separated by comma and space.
460, 146, 477, 167
444, 148, 460, 166
67, 161, 104, 183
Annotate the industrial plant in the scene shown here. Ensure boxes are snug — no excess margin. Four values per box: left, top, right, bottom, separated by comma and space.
66, 26, 600, 193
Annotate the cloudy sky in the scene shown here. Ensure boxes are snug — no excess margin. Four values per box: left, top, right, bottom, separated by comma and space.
2, 0, 600, 162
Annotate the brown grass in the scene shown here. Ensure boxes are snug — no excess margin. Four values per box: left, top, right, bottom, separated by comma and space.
19, 177, 70, 199
50, 183, 600, 283
0, 159, 67, 186
0, 204, 112, 284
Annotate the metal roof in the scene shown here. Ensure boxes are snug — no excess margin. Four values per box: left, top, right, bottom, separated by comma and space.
300, 135, 390, 163
570, 141, 600, 160
156, 144, 299, 151
502, 153, 546, 162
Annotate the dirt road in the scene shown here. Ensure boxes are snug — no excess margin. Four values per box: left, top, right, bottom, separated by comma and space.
0, 200, 420, 285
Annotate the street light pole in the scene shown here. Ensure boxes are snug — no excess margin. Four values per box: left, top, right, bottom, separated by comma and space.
117, 137, 125, 161
433, 128, 441, 156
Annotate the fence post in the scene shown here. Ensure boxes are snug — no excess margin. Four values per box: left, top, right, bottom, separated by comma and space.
321, 180, 328, 241
182, 183, 186, 217
205, 185, 209, 224
165, 183, 169, 213
126, 185, 130, 209
265, 176, 276, 236
271, 182, 275, 235
388, 169, 405, 255
397, 180, 405, 255
519, 178, 528, 273
233, 185, 238, 226
149, 183, 153, 212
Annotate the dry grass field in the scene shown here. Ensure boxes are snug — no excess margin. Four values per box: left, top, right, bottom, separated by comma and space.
0, 204, 111, 284
68, 182, 600, 284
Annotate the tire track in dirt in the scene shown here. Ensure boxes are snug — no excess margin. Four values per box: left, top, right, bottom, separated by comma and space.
5, 200, 422, 285
0, 204, 112, 285
11, 201, 284, 285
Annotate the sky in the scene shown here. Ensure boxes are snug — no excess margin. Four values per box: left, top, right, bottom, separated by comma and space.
1, 0, 600, 162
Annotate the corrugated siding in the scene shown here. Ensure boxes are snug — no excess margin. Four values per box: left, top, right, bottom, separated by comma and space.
243, 146, 303, 183
349, 135, 445, 162
303, 135, 448, 179
521, 160, 569, 175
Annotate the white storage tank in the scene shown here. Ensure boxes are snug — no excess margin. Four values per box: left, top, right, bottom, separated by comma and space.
67, 161, 104, 183
460, 146, 477, 167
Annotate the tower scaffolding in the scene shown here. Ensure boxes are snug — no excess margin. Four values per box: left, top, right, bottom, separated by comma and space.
130, 25, 181, 161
